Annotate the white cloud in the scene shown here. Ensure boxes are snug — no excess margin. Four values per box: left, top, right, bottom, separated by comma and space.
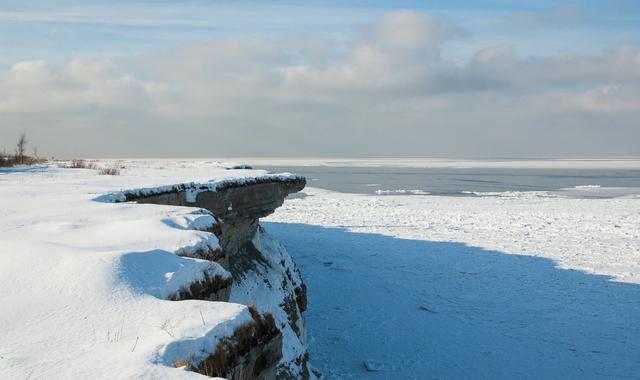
579, 85, 640, 112
0, 11, 639, 157
0, 58, 155, 114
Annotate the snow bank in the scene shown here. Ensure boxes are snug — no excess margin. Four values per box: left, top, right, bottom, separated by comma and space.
461, 190, 559, 198
0, 160, 297, 379
374, 189, 430, 195
573, 184, 602, 189
270, 187, 640, 283
86, 160, 302, 203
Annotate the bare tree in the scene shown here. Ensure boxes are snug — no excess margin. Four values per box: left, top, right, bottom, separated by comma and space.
15, 133, 27, 163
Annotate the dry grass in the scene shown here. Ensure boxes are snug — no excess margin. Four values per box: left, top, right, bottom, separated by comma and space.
0, 155, 46, 168
179, 246, 226, 263
99, 167, 120, 175
0, 133, 47, 168
175, 305, 281, 378
168, 273, 232, 301
67, 159, 97, 169
61, 160, 123, 176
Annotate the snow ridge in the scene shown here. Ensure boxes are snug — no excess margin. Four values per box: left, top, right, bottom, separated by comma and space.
0, 161, 304, 379
95, 173, 305, 203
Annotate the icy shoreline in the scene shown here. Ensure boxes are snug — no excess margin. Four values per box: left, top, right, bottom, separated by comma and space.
265, 187, 640, 379
234, 157, 640, 169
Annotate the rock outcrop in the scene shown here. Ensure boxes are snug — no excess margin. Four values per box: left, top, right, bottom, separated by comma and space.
128, 176, 312, 379
192, 306, 283, 379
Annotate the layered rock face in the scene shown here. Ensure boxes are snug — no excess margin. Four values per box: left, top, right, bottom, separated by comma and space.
130, 177, 312, 379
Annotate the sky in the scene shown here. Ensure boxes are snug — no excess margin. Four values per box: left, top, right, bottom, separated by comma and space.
0, 0, 639, 158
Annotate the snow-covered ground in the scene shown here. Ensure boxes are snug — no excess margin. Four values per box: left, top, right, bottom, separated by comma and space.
3, 160, 639, 379
228, 157, 640, 169
0, 161, 298, 379
265, 187, 640, 379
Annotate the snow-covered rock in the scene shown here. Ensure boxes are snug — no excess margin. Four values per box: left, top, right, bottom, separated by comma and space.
0, 160, 311, 379
127, 168, 311, 379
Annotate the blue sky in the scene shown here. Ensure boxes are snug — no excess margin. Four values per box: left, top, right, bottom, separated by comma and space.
1, 1, 639, 66
1, 1, 639, 157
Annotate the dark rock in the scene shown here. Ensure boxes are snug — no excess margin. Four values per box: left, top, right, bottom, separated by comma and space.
168, 273, 232, 302
131, 175, 313, 379
193, 309, 283, 379
227, 164, 253, 170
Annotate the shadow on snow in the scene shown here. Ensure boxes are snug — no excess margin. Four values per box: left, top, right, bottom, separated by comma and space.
264, 222, 640, 380
0, 164, 49, 175
117, 250, 237, 367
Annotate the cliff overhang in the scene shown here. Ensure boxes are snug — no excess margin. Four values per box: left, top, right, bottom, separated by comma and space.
122, 174, 311, 379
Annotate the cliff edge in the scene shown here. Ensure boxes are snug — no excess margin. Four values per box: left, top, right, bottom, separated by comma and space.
0, 161, 314, 380
127, 175, 313, 379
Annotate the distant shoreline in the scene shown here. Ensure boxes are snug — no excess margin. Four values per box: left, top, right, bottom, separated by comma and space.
73, 157, 640, 170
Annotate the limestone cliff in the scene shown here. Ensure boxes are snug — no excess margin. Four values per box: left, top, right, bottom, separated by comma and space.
127, 176, 313, 379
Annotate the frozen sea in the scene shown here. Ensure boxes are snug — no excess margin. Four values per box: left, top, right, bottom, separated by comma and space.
259, 160, 640, 379
258, 165, 640, 198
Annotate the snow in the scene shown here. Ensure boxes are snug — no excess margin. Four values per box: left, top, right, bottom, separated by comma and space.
86, 159, 303, 203
555, 186, 640, 199
3, 159, 640, 379
573, 185, 602, 189
0, 161, 295, 379
215, 157, 640, 169
264, 187, 640, 379
229, 228, 309, 372
374, 189, 430, 195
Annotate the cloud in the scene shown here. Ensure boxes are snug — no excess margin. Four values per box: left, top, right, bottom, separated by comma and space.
0, 10, 639, 158
0, 58, 157, 114
579, 85, 640, 112
371, 11, 463, 51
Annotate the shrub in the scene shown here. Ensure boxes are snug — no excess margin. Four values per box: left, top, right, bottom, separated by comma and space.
0, 134, 46, 168
99, 167, 120, 176
67, 159, 97, 169
15, 133, 27, 163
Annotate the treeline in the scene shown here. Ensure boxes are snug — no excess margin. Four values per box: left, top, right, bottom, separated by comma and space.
0, 133, 47, 167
